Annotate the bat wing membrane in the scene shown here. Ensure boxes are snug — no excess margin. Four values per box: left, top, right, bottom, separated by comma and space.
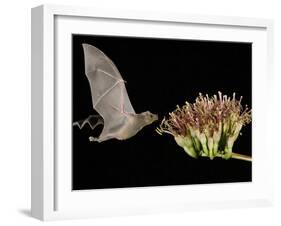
82, 44, 135, 137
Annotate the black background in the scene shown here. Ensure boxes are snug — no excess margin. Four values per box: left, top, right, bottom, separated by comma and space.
72, 34, 252, 190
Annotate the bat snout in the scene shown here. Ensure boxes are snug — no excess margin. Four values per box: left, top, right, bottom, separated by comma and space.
153, 114, 159, 121
143, 111, 158, 124
150, 113, 158, 122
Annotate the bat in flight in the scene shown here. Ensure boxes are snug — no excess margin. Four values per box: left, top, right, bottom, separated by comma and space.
73, 44, 158, 142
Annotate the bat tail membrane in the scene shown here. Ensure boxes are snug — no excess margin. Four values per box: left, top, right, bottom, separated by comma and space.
73, 114, 104, 130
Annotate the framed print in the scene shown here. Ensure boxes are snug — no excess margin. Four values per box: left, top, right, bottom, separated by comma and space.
31, 4, 274, 221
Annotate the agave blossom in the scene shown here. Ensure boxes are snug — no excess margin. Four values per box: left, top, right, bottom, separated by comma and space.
156, 92, 252, 161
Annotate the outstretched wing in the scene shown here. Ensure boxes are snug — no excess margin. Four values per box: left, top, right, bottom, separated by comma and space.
82, 44, 135, 136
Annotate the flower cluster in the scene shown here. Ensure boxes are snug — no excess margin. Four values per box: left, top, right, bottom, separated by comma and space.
156, 92, 251, 159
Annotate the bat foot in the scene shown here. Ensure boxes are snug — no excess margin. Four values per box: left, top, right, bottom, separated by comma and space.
89, 136, 100, 142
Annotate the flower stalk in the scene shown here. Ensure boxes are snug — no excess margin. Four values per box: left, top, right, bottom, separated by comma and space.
156, 92, 252, 161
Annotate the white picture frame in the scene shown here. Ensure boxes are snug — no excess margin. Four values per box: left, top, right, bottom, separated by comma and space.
31, 4, 274, 221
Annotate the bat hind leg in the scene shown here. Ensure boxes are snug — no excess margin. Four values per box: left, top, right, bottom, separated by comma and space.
89, 136, 99, 142
89, 133, 116, 143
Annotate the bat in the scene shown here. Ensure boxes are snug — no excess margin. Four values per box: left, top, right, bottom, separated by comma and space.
73, 44, 158, 142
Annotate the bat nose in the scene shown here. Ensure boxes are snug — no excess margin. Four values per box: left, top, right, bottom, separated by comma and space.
154, 114, 159, 121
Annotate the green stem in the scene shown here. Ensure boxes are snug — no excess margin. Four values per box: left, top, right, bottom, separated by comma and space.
231, 152, 252, 162
200, 152, 252, 162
